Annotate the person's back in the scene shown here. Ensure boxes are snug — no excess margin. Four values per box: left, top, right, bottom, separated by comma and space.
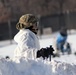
13, 14, 40, 60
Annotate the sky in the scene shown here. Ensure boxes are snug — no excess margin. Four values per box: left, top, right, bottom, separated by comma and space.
0, 30, 76, 75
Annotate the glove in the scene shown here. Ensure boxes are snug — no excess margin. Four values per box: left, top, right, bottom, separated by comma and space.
36, 48, 46, 58
36, 45, 55, 59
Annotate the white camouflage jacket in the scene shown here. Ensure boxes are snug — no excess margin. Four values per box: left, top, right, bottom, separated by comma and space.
14, 29, 40, 59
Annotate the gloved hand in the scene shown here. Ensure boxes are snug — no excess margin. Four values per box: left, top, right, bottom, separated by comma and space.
36, 48, 46, 58
36, 45, 55, 59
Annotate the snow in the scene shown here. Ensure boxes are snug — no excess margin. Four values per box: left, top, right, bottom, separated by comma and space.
0, 31, 76, 75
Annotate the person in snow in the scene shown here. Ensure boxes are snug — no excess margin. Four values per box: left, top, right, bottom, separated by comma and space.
56, 27, 68, 55
14, 14, 40, 60
14, 14, 54, 61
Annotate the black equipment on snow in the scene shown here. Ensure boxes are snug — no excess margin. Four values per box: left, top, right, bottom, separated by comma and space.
36, 45, 55, 61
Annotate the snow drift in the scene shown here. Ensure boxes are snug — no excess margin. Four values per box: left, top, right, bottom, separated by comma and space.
0, 57, 76, 75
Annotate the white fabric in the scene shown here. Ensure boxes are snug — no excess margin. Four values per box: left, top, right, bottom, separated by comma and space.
14, 29, 40, 60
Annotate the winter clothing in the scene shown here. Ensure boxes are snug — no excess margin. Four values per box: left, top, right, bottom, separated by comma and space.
14, 14, 40, 60
57, 33, 67, 44
56, 33, 67, 53
16, 14, 38, 30
56, 27, 68, 53
14, 28, 40, 59
37, 46, 55, 60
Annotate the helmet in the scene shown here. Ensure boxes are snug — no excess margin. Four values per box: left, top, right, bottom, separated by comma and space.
16, 14, 38, 30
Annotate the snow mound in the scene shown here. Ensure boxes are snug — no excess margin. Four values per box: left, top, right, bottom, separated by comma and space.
0, 58, 76, 75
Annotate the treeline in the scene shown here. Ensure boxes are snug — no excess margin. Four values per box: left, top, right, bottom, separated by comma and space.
0, 0, 76, 23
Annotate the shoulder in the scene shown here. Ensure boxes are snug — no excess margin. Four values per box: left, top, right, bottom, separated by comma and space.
57, 33, 62, 38
14, 29, 29, 42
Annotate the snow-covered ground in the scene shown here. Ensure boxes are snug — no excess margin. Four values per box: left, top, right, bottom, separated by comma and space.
0, 30, 76, 75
